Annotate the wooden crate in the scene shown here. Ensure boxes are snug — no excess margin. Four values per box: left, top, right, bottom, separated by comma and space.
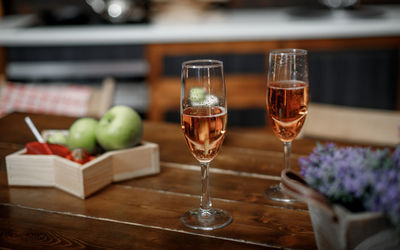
6, 141, 160, 199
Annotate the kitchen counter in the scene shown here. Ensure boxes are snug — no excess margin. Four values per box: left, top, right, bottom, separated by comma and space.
0, 5, 399, 46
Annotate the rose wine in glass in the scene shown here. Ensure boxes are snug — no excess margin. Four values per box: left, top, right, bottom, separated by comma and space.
265, 49, 309, 203
182, 106, 227, 162
180, 59, 232, 230
268, 81, 309, 142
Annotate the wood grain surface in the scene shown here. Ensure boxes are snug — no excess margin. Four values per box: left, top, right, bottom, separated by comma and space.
0, 112, 320, 249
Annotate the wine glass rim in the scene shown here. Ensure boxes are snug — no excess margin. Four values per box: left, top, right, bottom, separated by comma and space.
182, 59, 223, 69
269, 49, 308, 55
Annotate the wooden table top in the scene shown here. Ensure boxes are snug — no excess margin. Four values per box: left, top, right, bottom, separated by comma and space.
0, 112, 327, 249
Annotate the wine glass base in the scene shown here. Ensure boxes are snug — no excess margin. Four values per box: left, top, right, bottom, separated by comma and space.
181, 208, 232, 230
264, 184, 297, 203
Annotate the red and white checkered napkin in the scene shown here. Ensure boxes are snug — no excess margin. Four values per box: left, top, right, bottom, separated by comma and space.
0, 82, 92, 117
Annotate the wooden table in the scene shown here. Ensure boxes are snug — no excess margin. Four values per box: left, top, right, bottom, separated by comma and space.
0, 112, 323, 249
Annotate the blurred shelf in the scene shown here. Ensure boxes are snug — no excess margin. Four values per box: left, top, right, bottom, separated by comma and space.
7, 60, 147, 79
0, 5, 400, 46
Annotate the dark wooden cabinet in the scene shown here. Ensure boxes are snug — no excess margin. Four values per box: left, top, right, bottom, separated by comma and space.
146, 37, 400, 126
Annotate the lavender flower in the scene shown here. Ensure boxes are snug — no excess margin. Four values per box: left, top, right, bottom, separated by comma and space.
300, 143, 400, 230
364, 168, 400, 230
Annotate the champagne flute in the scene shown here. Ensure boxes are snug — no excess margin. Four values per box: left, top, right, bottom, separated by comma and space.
180, 59, 232, 230
265, 49, 310, 203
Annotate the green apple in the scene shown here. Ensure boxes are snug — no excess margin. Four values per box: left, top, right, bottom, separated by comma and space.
67, 118, 98, 153
47, 132, 67, 145
96, 105, 142, 151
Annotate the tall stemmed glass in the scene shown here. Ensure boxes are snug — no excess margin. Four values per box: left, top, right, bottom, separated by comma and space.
265, 49, 309, 203
180, 59, 232, 230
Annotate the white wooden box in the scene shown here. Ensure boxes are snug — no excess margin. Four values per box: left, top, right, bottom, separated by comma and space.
6, 141, 160, 199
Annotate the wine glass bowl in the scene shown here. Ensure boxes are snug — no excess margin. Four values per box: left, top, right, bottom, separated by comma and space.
265, 49, 310, 203
180, 59, 232, 230
267, 81, 309, 142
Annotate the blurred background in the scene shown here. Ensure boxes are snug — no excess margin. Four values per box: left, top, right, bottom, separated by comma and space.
0, 0, 399, 127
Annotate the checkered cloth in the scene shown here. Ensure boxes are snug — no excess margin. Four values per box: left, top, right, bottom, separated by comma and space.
0, 82, 92, 117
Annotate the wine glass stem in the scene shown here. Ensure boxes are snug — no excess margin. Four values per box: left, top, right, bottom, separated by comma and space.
283, 141, 292, 171
200, 162, 212, 212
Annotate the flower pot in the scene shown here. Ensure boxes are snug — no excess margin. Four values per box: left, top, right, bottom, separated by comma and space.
281, 170, 400, 250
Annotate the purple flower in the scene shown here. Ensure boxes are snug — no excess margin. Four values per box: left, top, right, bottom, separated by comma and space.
392, 146, 400, 168
300, 143, 400, 230
364, 168, 400, 228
